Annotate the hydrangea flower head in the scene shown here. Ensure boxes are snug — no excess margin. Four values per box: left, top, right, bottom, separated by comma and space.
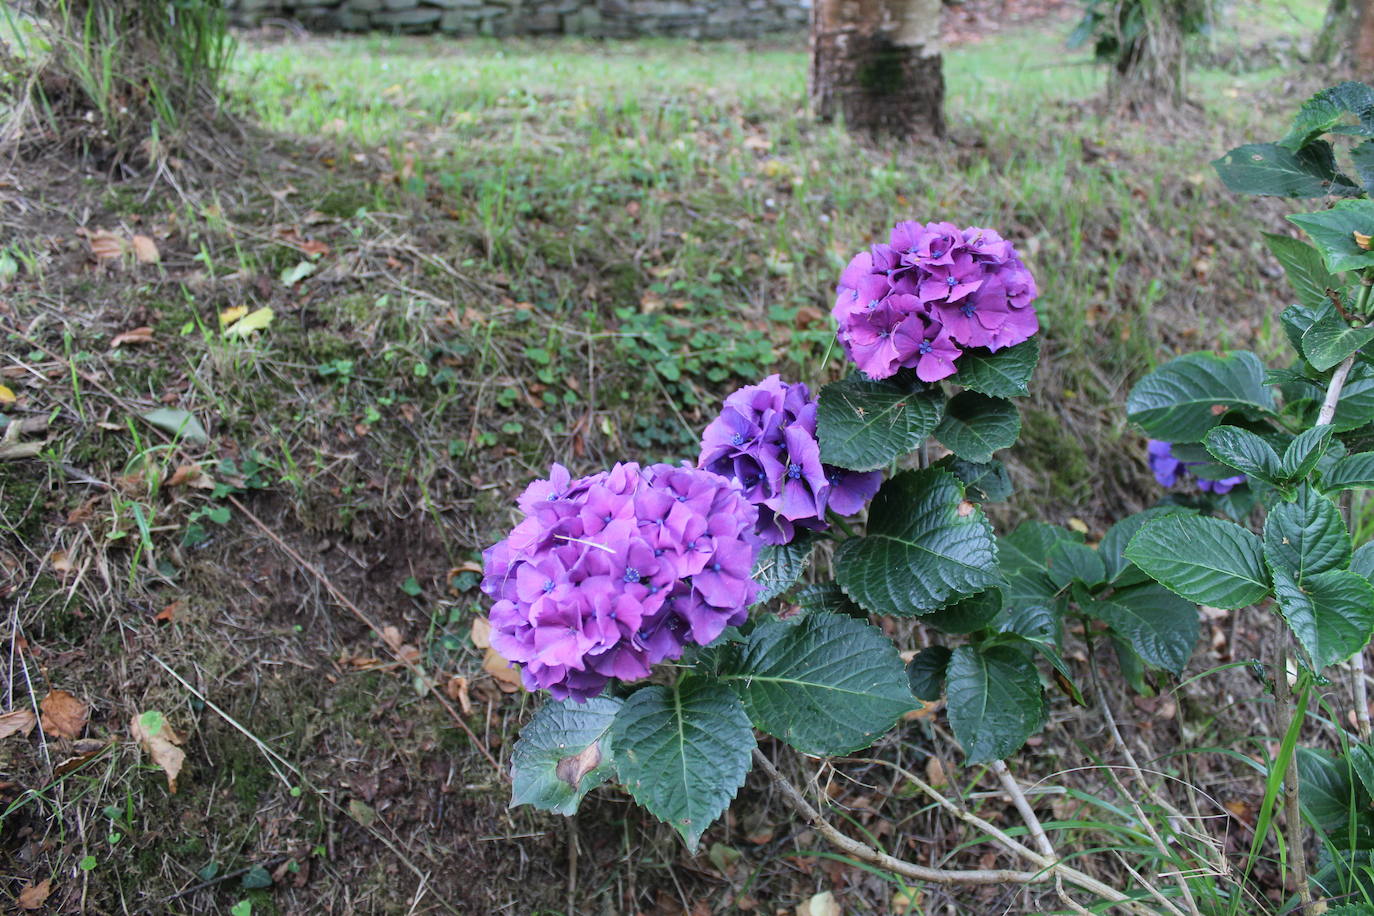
833, 221, 1040, 381
481, 462, 759, 701
1147, 440, 1246, 494
699, 375, 883, 545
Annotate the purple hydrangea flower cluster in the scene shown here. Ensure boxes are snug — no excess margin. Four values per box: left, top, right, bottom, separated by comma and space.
698, 375, 883, 546
480, 462, 760, 701
832, 221, 1040, 381
1147, 440, 1246, 494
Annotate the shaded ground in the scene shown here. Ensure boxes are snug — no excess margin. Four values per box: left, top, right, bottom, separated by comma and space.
0, 6, 1356, 913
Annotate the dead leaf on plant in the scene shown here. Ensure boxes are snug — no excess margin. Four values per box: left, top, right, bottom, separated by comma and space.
40, 689, 88, 739
16, 878, 52, 910
0, 708, 36, 739
110, 326, 155, 348
130, 710, 185, 792
482, 648, 522, 693
131, 234, 160, 263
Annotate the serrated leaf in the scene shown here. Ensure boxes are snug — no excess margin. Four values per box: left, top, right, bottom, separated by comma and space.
1212, 143, 1344, 198
998, 603, 1060, 648
1280, 424, 1335, 480
1290, 200, 1374, 273
1264, 484, 1351, 582
1324, 452, 1374, 491
1126, 351, 1276, 443
140, 408, 209, 445
953, 338, 1040, 398
751, 533, 815, 605
1299, 746, 1364, 835
1273, 567, 1374, 671
1356, 542, 1374, 579
1046, 540, 1106, 589
718, 613, 916, 755
1264, 233, 1347, 311
1125, 515, 1269, 609
792, 581, 862, 618
923, 588, 1002, 634
1335, 362, 1374, 432
907, 646, 952, 701
1099, 507, 1196, 583
816, 372, 943, 472
945, 645, 1043, 764
1352, 139, 1374, 193
933, 392, 1020, 464
612, 680, 754, 851
511, 696, 622, 816
1303, 313, 1374, 372
833, 468, 1000, 616
938, 456, 1013, 502
1280, 82, 1374, 150
1086, 584, 1199, 675
1203, 426, 1281, 484
1000, 522, 1080, 573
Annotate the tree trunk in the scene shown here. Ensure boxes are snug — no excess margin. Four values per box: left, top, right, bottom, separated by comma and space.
1312, 0, 1374, 71
1356, 0, 1374, 69
810, 0, 944, 139
1107, 0, 1188, 111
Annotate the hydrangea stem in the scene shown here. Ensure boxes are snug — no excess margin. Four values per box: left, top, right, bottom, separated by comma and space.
1273, 649, 1313, 914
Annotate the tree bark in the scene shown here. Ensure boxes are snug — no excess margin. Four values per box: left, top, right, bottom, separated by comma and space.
1355, 0, 1374, 69
1107, 0, 1188, 111
810, 0, 944, 139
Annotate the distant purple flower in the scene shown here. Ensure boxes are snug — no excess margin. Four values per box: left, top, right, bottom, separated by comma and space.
1147, 440, 1246, 495
833, 221, 1040, 380
481, 462, 759, 702
699, 375, 883, 546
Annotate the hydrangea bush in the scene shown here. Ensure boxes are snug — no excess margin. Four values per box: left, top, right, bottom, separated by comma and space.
486, 94, 1374, 880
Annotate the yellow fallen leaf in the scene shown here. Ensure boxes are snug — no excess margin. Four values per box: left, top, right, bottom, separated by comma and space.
218, 306, 248, 327
0, 384, 14, 406
483, 647, 522, 693
223, 307, 274, 337
130, 710, 186, 792
796, 891, 841, 916
1067, 517, 1090, 534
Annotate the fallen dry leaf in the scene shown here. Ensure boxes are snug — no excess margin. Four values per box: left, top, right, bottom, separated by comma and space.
0, 384, 15, 406
155, 600, 182, 623
54, 737, 112, 776
380, 626, 405, 651
16, 878, 52, 910
110, 326, 155, 348
470, 616, 492, 649
85, 228, 127, 261
218, 306, 248, 328
130, 710, 185, 792
482, 647, 522, 693
444, 675, 472, 715
50, 550, 74, 574
0, 708, 37, 739
131, 234, 160, 263
40, 689, 88, 739
796, 891, 841, 916
167, 464, 215, 490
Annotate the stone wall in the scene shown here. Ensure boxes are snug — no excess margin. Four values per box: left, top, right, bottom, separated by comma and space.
226, 0, 810, 38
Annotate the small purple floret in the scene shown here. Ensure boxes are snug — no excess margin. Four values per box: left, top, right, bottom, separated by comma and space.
1147, 440, 1246, 495
481, 462, 760, 702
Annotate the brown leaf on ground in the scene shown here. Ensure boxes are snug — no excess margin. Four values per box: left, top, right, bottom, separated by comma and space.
154, 600, 182, 623
444, 675, 472, 715
110, 326, 155, 348
50, 550, 74, 574
54, 738, 112, 776
482, 648, 522, 693
131, 234, 160, 263
130, 710, 185, 792
167, 464, 215, 490
0, 708, 36, 739
17, 878, 52, 910
84, 228, 127, 261
470, 616, 492, 649
40, 689, 88, 739
796, 891, 841, 916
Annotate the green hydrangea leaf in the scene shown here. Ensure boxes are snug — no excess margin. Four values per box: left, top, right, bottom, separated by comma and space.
511, 696, 623, 816
933, 392, 1020, 464
1203, 426, 1282, 485
717, 613, 916, 756
1125, 515, 1269, 609
1084, 584, 1199, 675
1289, 199, 1374, 273
907, 646, 952, 702
1126, 351, 1276, 443
1263, 484, 1351, 582
751, 532, 816, 605
953, 338, 1040, 398
1273, 567, 1374, 671
612, 680, 754, 852
1264, 233, 1347, 312
817, 372, 943, 472
946, 645, 1044, 764
834, 468, 1000, 616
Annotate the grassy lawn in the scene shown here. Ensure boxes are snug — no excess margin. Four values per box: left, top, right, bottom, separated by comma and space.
0, 3, 1344, 912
